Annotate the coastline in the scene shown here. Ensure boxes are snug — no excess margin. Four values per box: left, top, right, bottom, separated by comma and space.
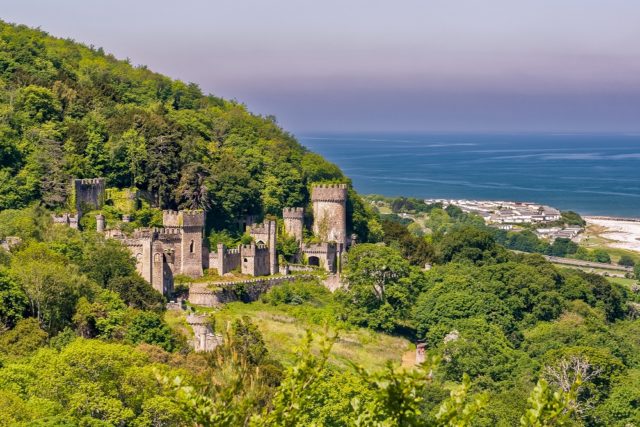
582, 216, 640, 253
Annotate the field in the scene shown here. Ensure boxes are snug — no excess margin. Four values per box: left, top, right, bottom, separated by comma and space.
213, 301, 413, 371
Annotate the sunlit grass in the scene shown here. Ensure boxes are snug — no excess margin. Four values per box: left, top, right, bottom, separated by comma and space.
213, 301, 412, 371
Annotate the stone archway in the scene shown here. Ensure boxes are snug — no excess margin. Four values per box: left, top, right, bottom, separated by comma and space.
308, 256, 320, 267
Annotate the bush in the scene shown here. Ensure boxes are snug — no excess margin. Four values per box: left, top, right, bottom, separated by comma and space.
618, 255, 635, 267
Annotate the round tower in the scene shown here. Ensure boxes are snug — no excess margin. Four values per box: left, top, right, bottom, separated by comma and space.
283, 207, 304, 243
311, 184, 348, 249
95, 214, 105, 233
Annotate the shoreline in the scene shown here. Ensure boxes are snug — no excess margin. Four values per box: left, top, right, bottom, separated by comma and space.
583, 215, 640, 223
582, 216, 640, 253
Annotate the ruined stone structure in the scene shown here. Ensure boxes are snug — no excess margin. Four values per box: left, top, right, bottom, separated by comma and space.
52, 178, 106, 230
209, 220, 278, 277
107, 210, 206, 296
52, 212, 79, 229
95, 214, 105, 233
186, 314, 222, 352
278, 184, 349, 274
73, 178, 106, 213
301, 242, 338, 272
311, 184, 348, 250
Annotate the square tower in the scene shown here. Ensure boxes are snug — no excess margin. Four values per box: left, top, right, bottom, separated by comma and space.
73, 178, 105, 213
162, 209, 205, 278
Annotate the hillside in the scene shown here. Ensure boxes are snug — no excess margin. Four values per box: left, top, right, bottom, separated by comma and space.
2, 20, 640, 427
0, 20, 378, 240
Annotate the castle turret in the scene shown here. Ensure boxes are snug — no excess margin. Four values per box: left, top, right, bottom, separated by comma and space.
283, 207, 304, 243
95, 214, 105, 233
311, 184, 348, 250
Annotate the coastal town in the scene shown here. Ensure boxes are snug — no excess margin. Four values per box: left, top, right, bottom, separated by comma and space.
424, 198, 583, 241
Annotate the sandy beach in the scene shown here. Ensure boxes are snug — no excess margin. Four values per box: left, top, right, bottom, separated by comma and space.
584, 217, 640, 252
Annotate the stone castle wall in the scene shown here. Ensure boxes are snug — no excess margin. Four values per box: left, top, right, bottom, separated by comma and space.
301, 242, 338, 273
188, 275, 316, 307
211, 244, 242, 275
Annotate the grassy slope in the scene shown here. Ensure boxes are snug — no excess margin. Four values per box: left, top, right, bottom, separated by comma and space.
173, 299, 412, 371
217, 301, 412, 371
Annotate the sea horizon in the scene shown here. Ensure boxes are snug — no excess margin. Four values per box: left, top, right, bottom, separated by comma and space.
298, 132, 640, 218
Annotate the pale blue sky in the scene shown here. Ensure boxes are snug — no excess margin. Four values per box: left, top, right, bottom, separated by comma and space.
3, 0, 640, 132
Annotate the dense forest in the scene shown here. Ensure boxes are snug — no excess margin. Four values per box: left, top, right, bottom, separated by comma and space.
0, 20, 379, 239
1, 21, 640, 427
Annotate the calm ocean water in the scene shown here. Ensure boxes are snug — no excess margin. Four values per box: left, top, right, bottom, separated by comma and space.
298, 133, 640, 217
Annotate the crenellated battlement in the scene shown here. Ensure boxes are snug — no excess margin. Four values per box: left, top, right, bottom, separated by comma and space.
311, 183, 348, 202
313, 183, 348, 189
302, 242, 337, 254
157, 227, 181, 235
241, 243, 269, 256
162, 210, 180, 227
162, 209, 205, 227
283, 207, 305, 218
132, 228, 155, 239
77, 178, 105, 185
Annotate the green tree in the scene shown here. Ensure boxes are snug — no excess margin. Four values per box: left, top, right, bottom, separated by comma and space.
81, 239, 137, 288
0, 268, 28, 329
125, 311, 175, 351
617, 255, 635, 267
107, 275, 165, 312
15, 85, 61, 123
0, 317, 47, 357
339, 243, 418, 331
175, 162, 212, 210
11, 243, 94, 333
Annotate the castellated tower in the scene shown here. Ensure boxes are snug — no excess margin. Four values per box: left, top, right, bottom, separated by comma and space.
73, 178, 105, 213
162, 210, 205, 278
311, 184, 348, 249
249, 220, 278, 275
283, 207, 304, 242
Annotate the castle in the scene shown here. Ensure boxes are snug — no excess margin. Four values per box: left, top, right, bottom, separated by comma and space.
54, 179, 350, 296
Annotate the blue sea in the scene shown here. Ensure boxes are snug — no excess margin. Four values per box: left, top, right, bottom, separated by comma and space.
298, 133, 640, 217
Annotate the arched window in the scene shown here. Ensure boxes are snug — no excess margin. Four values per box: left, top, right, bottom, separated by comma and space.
154, 253, 162, 262
308, 256, 320, 267
189, 240, 195, 253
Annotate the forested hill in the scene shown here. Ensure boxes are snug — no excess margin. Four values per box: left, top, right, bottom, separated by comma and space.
0, 21, 377, 238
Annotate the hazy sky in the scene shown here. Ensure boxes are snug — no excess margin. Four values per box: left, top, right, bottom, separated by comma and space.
3, 0, 640, 132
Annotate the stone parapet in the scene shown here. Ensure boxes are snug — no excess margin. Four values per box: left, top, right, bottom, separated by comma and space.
311, 183, 348, 202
